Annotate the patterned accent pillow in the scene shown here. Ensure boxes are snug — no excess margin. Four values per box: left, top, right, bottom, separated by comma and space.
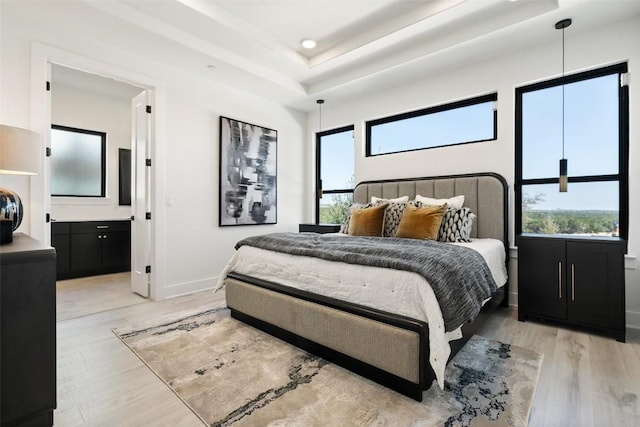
373, 200, 408, 237
438, 207, 476, 242
340, 203, 372, 233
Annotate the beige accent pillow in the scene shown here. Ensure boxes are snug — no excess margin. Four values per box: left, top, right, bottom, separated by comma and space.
395, 203, 447, 240
371, 195, 409, 204
348, 203, 388, 236
415, 194, 464, 209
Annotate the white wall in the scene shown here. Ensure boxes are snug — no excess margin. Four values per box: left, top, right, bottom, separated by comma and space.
306, 15, 640, 329
50, 82, 135, 221
0, 4, 307, 299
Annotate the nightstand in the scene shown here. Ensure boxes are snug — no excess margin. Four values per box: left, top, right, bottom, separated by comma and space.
517, 234, 626, 342
298, 224, 341, 234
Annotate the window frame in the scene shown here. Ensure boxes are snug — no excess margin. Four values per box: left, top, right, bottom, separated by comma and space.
514, 62, 629, 240
365, 93, 497, 157
315, 125, 355, 225
51, 124, 107, 198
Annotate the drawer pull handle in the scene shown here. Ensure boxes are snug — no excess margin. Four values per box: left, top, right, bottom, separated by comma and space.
558, 261, 562, 299
96, 225, 109, 229
571, 263, 575, 301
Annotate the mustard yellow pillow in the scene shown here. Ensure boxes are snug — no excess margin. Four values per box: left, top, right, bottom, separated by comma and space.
348, 203, 387, 236
395, 204, 447, 240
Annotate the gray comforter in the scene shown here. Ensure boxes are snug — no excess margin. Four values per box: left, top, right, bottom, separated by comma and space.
235, 233, 498, 332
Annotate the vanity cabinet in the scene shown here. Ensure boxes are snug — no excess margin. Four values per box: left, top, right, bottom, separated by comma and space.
52, 220, 131, 280
517, 235, 626, 341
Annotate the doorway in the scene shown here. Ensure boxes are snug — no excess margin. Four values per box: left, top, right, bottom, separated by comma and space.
49, 64, 150, 317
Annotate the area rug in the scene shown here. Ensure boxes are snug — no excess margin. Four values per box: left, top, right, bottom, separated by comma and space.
114, 307, 542, 427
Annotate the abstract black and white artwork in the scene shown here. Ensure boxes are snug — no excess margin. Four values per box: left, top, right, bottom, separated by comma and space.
219, 116, 277, 226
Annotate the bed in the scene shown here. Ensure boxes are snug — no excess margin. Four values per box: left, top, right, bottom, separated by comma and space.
216, 172, 509, 401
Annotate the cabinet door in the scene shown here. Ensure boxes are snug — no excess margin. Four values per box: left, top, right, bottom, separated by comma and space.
51, 234, 71, 278
566, 241, 624, 330
102, 230, 131, 272
518, 238, 566, 320
71, 232, 103, 273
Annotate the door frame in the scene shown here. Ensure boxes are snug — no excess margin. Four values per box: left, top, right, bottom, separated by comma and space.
29, 42, 167, 300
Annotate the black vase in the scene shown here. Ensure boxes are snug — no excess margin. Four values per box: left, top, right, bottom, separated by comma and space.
0, 187, 23, 231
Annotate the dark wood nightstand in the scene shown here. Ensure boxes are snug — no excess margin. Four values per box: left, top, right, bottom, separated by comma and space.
298, 224, 341, 234
517, 234, 626, 342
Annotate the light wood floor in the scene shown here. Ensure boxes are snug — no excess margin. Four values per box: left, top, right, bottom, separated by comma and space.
56, 272, 147, 321
55, 292, 640, 426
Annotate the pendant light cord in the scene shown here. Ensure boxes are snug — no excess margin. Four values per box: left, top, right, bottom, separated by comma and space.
562, 26, 565, 159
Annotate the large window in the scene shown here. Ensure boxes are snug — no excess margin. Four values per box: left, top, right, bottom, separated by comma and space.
516, 63, 628, 238
316, 126, 354, 224
51, 125, 106, 197
366, 93, 497, 156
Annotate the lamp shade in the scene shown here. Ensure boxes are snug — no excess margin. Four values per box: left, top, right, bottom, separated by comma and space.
0, 125, 40, 240
0, 125, 41, 175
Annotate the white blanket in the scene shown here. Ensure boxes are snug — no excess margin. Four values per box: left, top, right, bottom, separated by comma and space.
215, 237, 507, 388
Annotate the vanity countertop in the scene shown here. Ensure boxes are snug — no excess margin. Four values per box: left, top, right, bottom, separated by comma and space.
52, 218, 132, 223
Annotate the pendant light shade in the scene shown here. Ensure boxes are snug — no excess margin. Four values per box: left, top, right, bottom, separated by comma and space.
556, 18, 571, 193
559, 158, 568, 192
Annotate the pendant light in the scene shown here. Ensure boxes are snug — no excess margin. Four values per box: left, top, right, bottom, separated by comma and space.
556, 18, 571, 192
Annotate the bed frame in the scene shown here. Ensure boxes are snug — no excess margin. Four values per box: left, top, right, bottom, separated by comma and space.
223, 172, 509, 401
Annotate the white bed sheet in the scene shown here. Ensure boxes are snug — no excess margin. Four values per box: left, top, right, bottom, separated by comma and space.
214, 237, 507, 388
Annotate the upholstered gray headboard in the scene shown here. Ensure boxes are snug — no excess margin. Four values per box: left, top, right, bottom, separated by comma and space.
353, 173, 508, 245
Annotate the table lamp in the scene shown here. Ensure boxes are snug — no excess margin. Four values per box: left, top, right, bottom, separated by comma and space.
0, 125, 41, 244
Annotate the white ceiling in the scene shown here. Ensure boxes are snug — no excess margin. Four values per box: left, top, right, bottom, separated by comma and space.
11, 0, 640, 111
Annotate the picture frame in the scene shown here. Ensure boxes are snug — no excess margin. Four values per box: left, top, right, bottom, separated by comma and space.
219, 116, 277, 226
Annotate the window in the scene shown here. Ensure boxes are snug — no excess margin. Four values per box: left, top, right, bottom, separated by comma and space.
366, 93, 497, 156
316, 126, 354, 224
516, 63, 628, 238
51, 125, 106, 197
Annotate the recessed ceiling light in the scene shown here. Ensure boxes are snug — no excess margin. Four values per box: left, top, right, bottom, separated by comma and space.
301, 38, 317, 49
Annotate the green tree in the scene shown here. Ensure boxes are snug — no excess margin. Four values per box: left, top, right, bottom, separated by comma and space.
319, 194, 352, 224
522, 192, 545, 233
319, 176, 355, 224
541, 213, 558, 234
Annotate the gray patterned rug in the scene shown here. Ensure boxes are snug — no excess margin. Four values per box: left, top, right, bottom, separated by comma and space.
114, 307, 542, 427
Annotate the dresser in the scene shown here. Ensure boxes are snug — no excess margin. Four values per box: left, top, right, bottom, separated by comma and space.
517, 234, 626, 341
1, 234, 56, 426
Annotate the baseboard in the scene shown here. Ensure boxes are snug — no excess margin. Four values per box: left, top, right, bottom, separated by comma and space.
626, 309, 640, 330
163, 276, 217, 299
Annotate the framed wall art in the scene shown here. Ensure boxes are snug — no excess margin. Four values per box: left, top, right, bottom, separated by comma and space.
219, 116, 277, 226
